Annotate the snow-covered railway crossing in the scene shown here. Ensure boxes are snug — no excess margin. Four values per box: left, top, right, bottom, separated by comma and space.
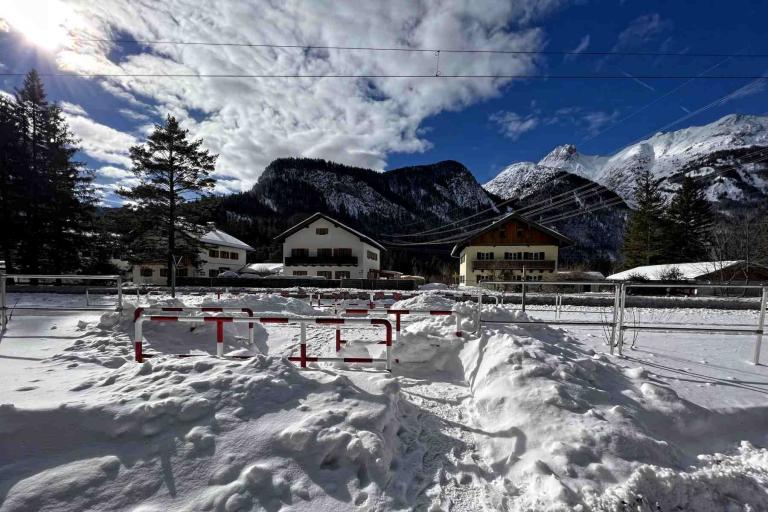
1, 289, 767, 511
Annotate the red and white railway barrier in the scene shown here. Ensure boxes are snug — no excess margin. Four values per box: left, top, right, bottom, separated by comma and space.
342, 308, 464, 342
134, 306, 255, 343
134, 315, 392, 371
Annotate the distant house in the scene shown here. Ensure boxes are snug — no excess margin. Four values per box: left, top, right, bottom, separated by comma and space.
132, 223, 255, 285
451, 212, 573, 286
607, 261, 768, 283
274, 213, 385, 280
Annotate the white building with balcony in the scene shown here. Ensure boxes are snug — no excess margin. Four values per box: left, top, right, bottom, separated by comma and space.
274, 213, 385, 280
451, 213, 572, 286
132, 224, 254, 285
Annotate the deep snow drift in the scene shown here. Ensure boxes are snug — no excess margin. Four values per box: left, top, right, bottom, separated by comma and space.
1, 292, 767, 511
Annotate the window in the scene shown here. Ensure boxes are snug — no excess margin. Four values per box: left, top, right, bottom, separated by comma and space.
367, 250, 378, 261
176, 268, 188, 277
317, 248, 333, 258
209, 249, 219, 258
334, 248, 352, 257
159, 268, 168, 277
229, 252, 239, 260
459, 275, 465, 283
476, 252, 494, 260
540, 251, 545, 260
504, 252, 514, 260
291, 248, 309, 257
220, 251, 230, 259
317, 271, 332, 279
335, 271, 351, 279
516, 228, 524, 238
209, 269, 218, 277
316, 227, 328, 235
293, 270, 307, 276
140, 267, 153, 277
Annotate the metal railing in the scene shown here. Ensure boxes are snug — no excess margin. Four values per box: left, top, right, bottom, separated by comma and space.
134, 314, 392, 370
478, 280, 768, 364
1, 274, 123, 329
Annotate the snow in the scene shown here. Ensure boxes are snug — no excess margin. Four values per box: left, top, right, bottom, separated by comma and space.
2, 290, 767, 511
199, 228, 255, 251
607, 260, 743, 280
487, 114, 768, 204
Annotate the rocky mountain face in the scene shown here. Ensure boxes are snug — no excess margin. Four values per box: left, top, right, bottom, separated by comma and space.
484, 114, 768, 266
218, 158, 499, 271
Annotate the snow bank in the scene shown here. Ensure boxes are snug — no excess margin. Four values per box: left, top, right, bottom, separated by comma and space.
0, 356, 403, 511
463, 310, 768, 510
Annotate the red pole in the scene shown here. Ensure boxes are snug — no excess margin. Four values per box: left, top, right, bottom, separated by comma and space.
135, 341, 143, 362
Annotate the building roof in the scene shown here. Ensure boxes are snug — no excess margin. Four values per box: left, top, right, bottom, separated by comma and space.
273, 212, 386, 251
242, 262, 284, 274
607, 261, 743, 281
200, 228, 255, 251
450, 212, 573, 257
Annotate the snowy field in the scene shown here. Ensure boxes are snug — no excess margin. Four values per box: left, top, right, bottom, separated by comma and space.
1, 291, 767, 511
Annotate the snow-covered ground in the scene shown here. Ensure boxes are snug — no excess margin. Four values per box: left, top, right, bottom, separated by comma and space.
1, 291, 767, 511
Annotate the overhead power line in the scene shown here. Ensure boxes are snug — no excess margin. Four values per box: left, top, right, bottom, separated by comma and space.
1, 72, 767, 80
74, 38, 768, 59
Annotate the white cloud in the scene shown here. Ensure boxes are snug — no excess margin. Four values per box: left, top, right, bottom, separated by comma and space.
565, 34, 590, 61
613, 13, 672, 51
60, 101, 87, 116
98, 165, 133, 179
490, 111, 539, 140
46, 0, 567, 190
62, 111, 138, 167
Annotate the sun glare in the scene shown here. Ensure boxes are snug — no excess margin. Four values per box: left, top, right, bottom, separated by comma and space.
1, 0, 74, 50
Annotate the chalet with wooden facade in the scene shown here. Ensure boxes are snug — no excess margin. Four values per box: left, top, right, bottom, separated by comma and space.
450, 213, 573, 286
274, 213, 385, 280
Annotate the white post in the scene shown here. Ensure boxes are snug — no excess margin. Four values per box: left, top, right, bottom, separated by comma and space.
475, 292, 482, 333
85, 288, 90, 307
0, 273, 6, 330
616, 283, 627, 357
753, 286, 767, 365
609, 283, 620, 354
117, 276, 123, 311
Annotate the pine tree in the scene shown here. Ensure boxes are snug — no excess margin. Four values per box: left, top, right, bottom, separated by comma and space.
119, 115, 217, 292
664, 175, 712, 262
0, 70, 93, 272
621, 169, 667, 268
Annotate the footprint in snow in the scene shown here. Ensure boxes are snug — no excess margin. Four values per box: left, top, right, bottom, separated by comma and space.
15, 386, 37, 392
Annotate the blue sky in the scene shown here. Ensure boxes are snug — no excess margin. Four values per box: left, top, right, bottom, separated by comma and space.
1, 0, 767, 203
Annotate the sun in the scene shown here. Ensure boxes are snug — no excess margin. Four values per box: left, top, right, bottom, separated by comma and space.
1, 0, 74, 50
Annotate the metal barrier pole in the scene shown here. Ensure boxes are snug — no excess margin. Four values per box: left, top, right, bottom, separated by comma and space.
609, 283, 620, 354
521, 281, 526, 313
117, 276, 123, 310
300, 322, 307, 368
754, 286, 767, 365
0, 273, 6, 330
134, 318, 144, 362
616, 282, 627, 356
85, 288, 90, 306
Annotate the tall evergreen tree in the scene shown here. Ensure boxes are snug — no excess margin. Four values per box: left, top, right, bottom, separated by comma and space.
621, 169, 667, 268
119, 115, 217, 292
664, 175, 712, 262
0, 70, 93, 272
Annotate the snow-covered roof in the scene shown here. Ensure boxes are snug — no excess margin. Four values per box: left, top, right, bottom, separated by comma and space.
242, 263, 284, 274
200, 228, 255, 251
273, 212, 386, 251
607, 261, 743, 281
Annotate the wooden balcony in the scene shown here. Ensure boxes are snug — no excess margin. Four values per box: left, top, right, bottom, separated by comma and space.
471, 260, 556, 271
285, 255, 358, 266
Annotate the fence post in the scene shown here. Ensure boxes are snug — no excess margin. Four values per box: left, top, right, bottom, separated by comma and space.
753, 286, 767, 365
0, 272, 6, 330
521, 281, 526, 313
609, 283, 620, 354
300, 322, 307, 368
616, 282, 627, 356
117, 276, 123, 311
